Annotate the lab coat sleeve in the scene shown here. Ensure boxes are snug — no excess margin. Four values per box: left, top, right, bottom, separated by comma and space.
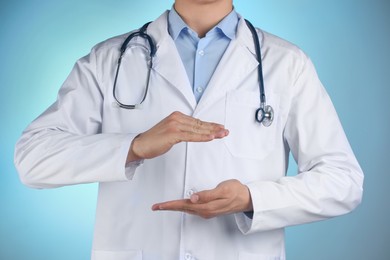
14, 47, 140, 188
235, 55, 364, 234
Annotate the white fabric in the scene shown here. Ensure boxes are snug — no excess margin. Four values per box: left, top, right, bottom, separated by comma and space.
14, 11, 363, 260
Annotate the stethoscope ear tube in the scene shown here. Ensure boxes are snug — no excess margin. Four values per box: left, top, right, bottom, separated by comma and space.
113, 22, 155, 109
114, 19, 274, 127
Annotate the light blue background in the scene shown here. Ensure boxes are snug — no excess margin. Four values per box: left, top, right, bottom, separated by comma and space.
1, 0, 389, 259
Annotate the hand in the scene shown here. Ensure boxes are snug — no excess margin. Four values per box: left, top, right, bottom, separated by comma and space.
127, 111, 229, 161
152, 179, 253, 219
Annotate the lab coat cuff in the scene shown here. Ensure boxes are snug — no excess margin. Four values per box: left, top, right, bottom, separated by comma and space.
121, 134, 144, 180
235, 182, 270, 234
234, 212, 253, 234
125, 159, 144, 179
234, 184, 256, 234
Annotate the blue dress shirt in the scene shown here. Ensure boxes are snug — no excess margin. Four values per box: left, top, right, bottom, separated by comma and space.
168, 8, 239, 103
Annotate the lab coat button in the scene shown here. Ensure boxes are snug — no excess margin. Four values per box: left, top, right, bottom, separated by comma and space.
185, 253, 193, 260
186, 189, 195, 198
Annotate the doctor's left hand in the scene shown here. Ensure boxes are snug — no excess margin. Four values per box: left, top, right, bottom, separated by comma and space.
152, 179, 253, 219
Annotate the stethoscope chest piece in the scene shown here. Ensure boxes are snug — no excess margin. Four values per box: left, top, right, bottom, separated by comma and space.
255, 105, 274, 127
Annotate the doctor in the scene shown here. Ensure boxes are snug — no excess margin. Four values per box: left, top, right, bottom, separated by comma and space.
15, 0, 364, 259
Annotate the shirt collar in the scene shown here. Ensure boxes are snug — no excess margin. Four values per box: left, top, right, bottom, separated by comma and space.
168, 7, 238, 40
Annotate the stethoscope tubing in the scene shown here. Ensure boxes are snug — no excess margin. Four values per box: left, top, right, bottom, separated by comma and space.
113, 19, 274, 126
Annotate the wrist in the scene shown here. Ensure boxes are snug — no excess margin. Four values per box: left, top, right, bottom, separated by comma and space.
127, 135, 143, 163
243, 185, 253, 212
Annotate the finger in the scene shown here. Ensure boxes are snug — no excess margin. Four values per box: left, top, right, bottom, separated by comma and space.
177, 120, 226, 136
184, 128, 229, 140
152, 197, 220, 211
170, 112, 229, 139
191, 188, 224, 204
171, 113, 227, 134
152, 198, 235, 219
189, 119, 224, 134
152, 199, 192, 211
152, 198, 216, 214
176, 131, 215, 143
176, 127, 229, 143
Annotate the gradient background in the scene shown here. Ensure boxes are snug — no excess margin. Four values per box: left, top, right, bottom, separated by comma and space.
1, 0, 389, 259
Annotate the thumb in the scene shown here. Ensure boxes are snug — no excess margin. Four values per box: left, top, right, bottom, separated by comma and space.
190, 188, 220, 204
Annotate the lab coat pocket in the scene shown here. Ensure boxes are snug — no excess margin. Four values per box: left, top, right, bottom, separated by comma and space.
91, 249, 142, 260
224, 90, 279, 160
239, 251, 282, 260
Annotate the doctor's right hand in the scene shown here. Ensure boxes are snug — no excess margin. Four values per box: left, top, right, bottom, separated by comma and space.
127, 111, 229, 162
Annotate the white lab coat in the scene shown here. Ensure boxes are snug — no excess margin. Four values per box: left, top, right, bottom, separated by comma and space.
15, 11, 363, 260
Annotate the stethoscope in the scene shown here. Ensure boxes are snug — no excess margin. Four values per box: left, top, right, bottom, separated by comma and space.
113, 19, 274, 127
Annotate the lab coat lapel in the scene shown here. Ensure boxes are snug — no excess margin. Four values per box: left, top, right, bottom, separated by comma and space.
148, 12, 197, 110
195, 18, 261, 113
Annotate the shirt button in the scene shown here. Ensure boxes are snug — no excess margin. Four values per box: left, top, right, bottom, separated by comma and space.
198, 50, 205, 56
185, 253, 193, 260
196, 87, 203, 93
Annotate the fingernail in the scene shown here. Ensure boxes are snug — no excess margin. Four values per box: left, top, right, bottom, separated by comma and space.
217, 130, 228, 137
152, 204, 162, 211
